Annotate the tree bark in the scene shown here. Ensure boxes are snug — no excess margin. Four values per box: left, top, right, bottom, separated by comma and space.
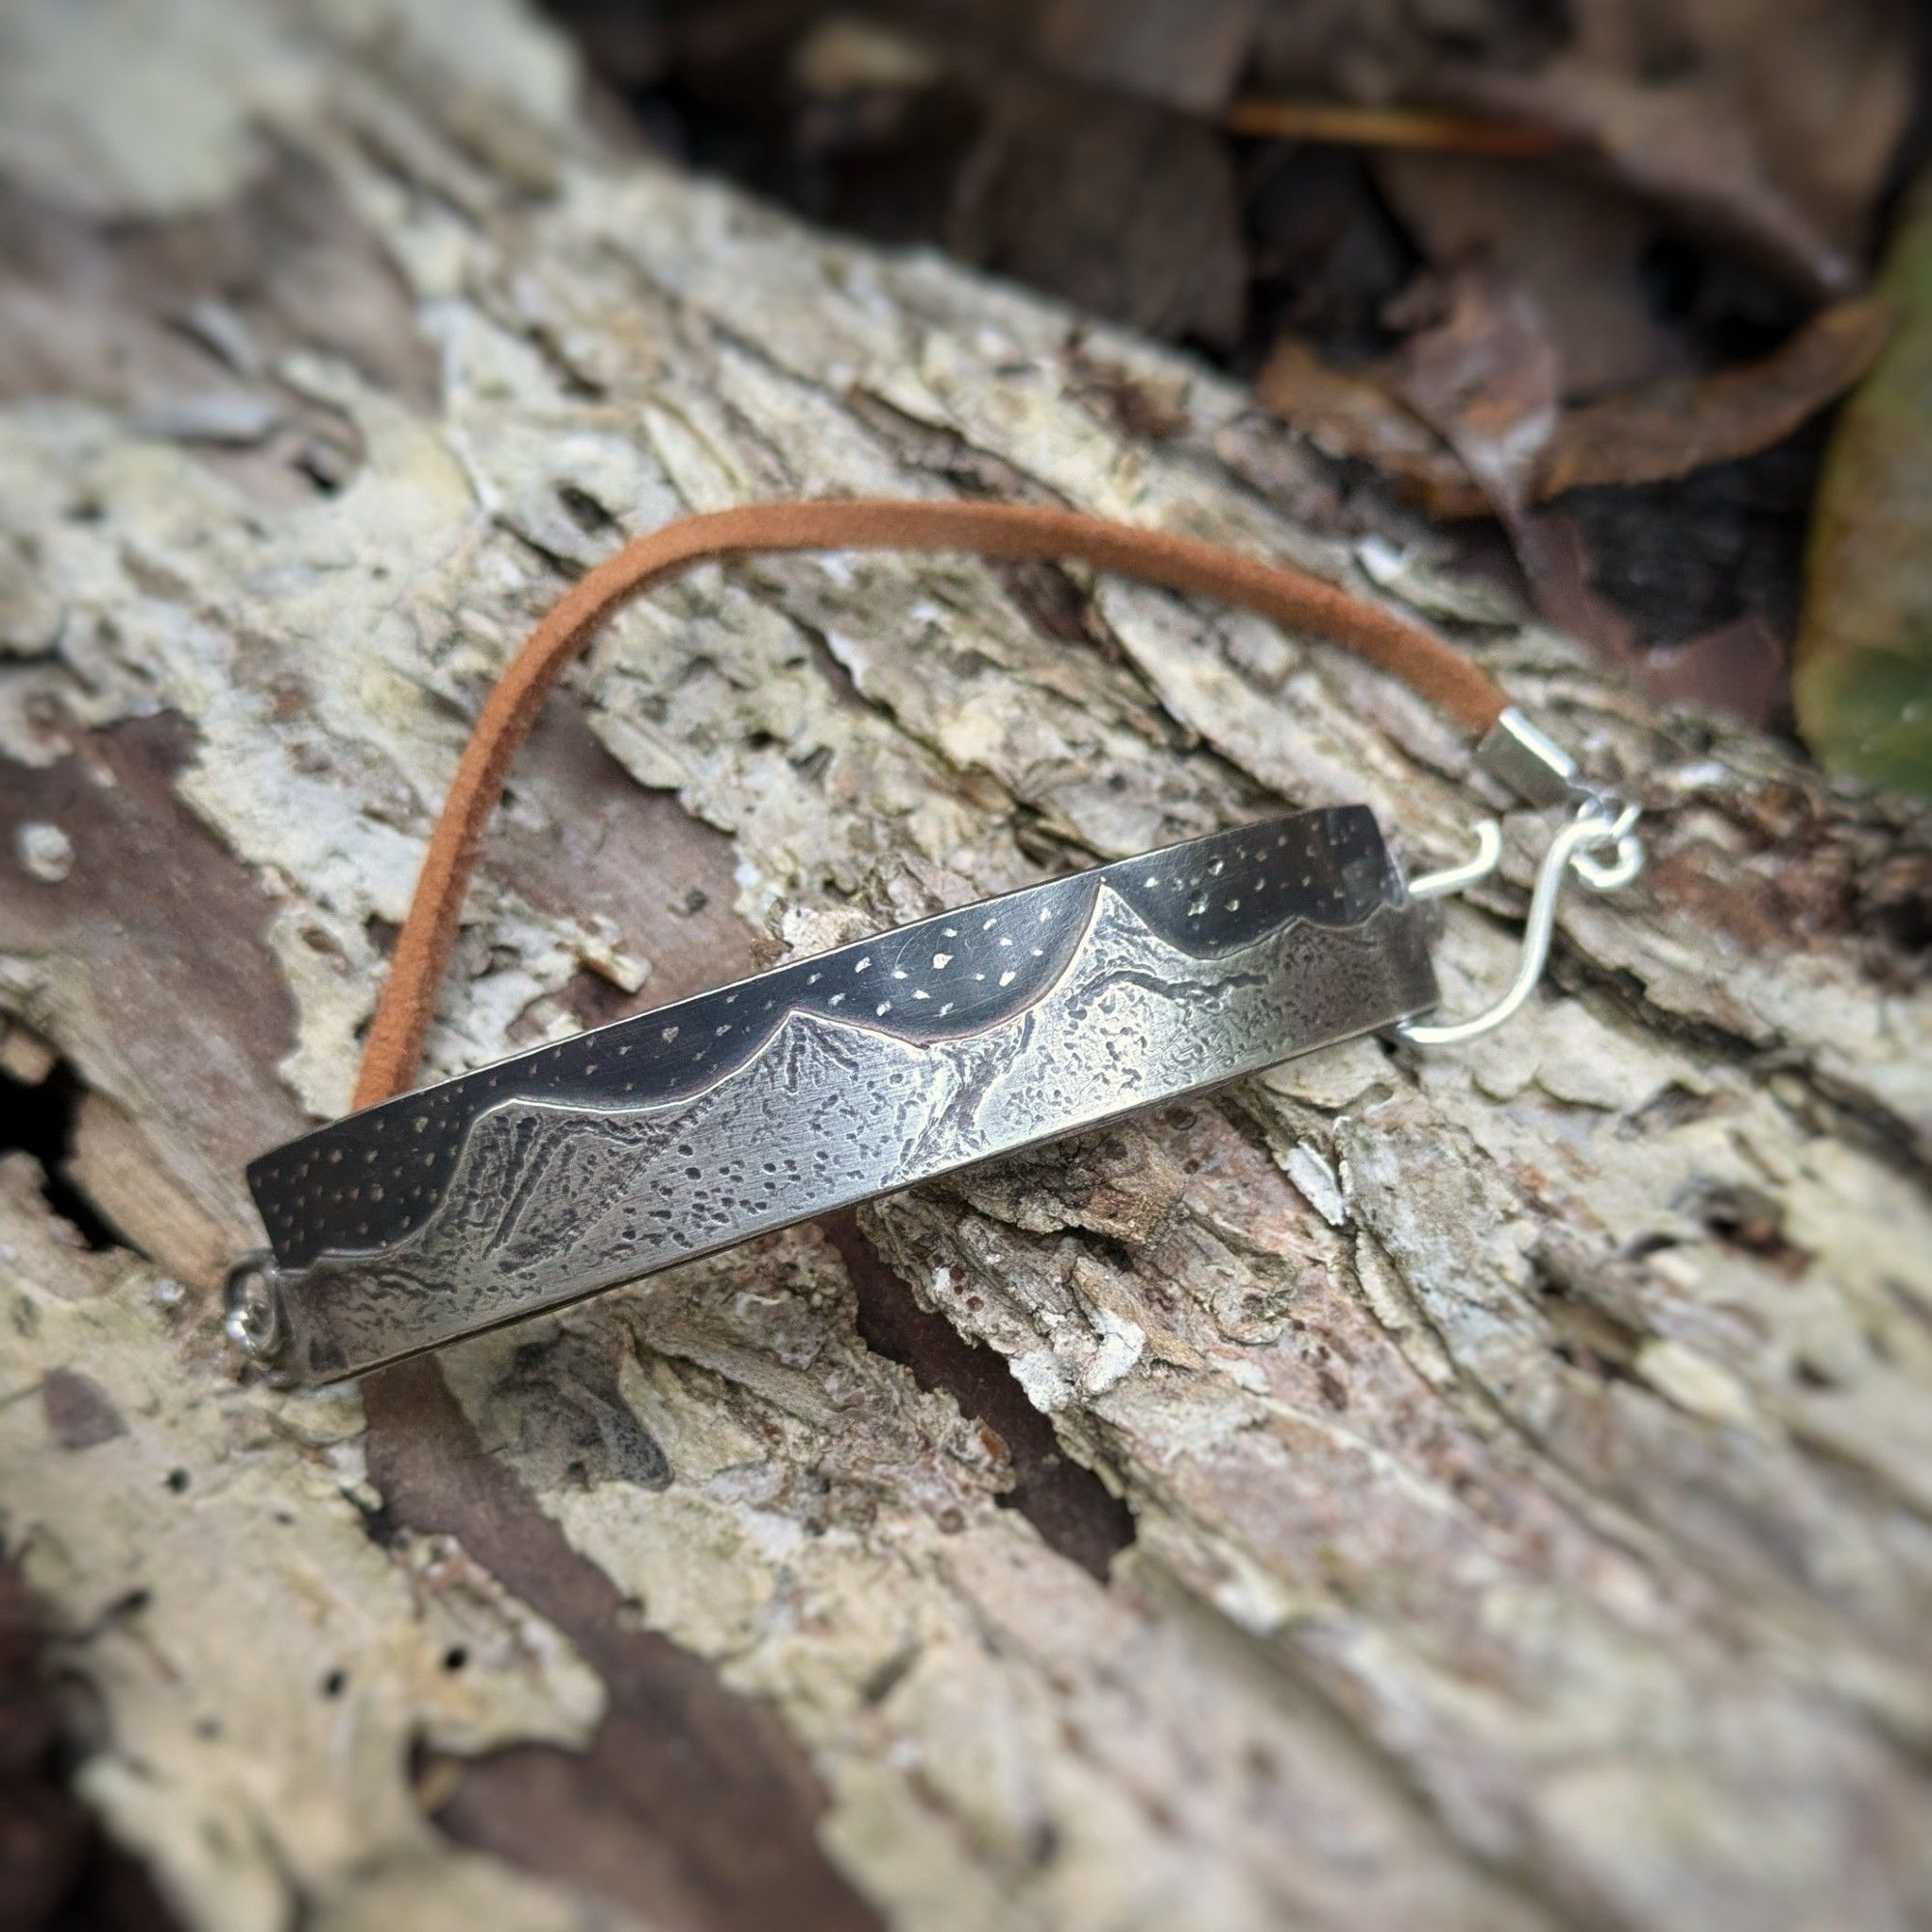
2, 4, 1931, 1930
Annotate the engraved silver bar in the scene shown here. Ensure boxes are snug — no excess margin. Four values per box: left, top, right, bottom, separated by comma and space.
239, 808, 1438, 1385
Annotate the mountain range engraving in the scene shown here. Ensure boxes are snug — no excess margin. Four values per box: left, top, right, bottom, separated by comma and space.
271, 875, 1435, 1383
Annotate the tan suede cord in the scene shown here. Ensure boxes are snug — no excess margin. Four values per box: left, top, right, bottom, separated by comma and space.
353, 498, 1509, 1109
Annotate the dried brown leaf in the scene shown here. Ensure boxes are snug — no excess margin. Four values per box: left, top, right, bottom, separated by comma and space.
1382, 264, 1560, 519
1256, 336, 1466, 500
948, 78, 1247, 345
1561, 0, 1913, 260
1259, 298, 1888, 516
1540, 298, 1889, 497
1038, 0, 1255, 116
1236, 1, 1912, 298
1374, 152, 1682, 397
1442, 1, 1912, 299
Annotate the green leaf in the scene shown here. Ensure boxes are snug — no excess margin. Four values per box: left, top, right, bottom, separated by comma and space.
1797, 174, 1932, 799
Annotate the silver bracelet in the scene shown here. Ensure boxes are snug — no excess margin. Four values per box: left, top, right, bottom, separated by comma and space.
228, 711, 1641, 1387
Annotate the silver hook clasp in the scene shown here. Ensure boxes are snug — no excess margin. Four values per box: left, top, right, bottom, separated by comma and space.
1398, 795, 1642, 1048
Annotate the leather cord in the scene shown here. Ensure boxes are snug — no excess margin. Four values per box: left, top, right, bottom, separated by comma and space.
353, 498, 1510, 1110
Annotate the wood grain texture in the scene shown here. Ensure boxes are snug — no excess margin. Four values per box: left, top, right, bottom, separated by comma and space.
1, 3, 1930, 1929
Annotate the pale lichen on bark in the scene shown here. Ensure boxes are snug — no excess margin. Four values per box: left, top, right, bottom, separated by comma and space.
2, 2, 1931, 1929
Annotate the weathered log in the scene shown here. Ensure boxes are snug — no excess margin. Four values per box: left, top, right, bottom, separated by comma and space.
2, 4, 1931, 1929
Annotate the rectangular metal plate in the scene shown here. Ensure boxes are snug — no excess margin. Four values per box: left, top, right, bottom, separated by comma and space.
246, 807, 1436, 1383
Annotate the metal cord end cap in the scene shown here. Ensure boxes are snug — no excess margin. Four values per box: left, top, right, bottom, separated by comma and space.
1476, 707, 1580, 810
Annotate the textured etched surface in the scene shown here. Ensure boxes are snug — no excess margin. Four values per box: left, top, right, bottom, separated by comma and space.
264, 811, 1435, 1379
253, 806, 1402, 1262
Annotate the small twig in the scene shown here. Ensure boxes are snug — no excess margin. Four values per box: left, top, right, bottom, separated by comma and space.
1225, 98, 1560, 159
